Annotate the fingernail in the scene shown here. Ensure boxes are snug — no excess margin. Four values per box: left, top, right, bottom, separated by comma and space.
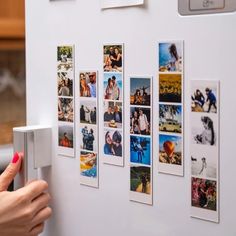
12, 152, 20, 164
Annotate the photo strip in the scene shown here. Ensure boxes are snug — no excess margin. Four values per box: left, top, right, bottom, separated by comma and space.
78, 71, 99, 188
158, 41, 184, 176
190, 80, 219, 223
129, 76, 153, 205
103, 44, 124, 166
57, 45, 75, 157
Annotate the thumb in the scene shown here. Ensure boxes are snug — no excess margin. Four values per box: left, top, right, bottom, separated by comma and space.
0, 152, 22, 191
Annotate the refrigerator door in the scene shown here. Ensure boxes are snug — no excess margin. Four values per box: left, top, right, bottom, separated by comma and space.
25, 0, 236, 235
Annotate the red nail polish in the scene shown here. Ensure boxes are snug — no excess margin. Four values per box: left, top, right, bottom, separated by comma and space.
12, 152, 20, 164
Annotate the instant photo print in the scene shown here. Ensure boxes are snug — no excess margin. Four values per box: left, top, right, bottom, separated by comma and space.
130, 165, 152, 205
80, 151, 98, 188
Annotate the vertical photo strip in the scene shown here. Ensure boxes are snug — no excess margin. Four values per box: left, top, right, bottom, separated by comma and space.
78, 71, 99, 188
129, 76, 153, 205
190, 80, 220, 223
158, 41, 184, 176
102, 44, 124, 166
57, 45, 75, 157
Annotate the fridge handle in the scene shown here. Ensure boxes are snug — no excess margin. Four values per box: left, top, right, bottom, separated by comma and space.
13, 126, 52, 190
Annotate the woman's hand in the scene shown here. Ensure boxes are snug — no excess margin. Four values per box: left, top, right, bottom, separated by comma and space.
0, 153, 52, 236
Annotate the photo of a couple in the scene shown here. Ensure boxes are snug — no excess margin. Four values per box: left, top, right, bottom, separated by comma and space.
103, 45, 123, 72
103, 73, 122, 100
191, 85, 217, 113
104, 130, 122, 157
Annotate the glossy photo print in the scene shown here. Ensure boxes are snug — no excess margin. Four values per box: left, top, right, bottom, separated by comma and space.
191, 115, 217, 146
130, 77, 151, 106
103, 72, 122, 100
191, 147, 217, 179
80, 151, 97, 178
159, 104, 182, 134
57, 46, 73, 72
58, 124, 73, 149
103, 129, 122, 157
191, 80, 218, 113
58, 72, 73, 97
80, 100, 97, 125
103, 101, 122, 129
130, 107, 151, 135
191, 177, 217, 211
58, 97, 73, 122
80, 124, 97, 152
130, 166, 151, 195
159, 42, 183, 72
159, 134, 182, 165
79, 71, 97, 98
103, 45, 123, 72
159, 74, 182, 103
130, 136, 151, 165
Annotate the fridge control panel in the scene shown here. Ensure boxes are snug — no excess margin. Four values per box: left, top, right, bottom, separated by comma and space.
179, 0, 236, 15
190, 0, 224, 11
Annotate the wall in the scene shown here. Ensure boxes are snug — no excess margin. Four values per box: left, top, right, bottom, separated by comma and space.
25, 0, 236, 235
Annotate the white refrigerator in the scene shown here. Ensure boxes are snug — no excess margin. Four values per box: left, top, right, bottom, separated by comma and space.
24, 0, 236, 235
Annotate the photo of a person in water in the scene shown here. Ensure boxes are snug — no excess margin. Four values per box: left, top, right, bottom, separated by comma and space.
159, 42, 182, 72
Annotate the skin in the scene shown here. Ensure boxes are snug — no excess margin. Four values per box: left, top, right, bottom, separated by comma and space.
0, 153, 52, 236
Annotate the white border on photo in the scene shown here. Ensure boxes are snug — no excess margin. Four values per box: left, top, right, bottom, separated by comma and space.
58, 121, 74, 157
191, 206, 219, 223
129, 165, 152, 205
158, 162, 183, 176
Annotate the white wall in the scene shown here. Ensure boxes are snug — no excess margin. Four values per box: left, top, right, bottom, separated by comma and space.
25, 0, 236, 235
